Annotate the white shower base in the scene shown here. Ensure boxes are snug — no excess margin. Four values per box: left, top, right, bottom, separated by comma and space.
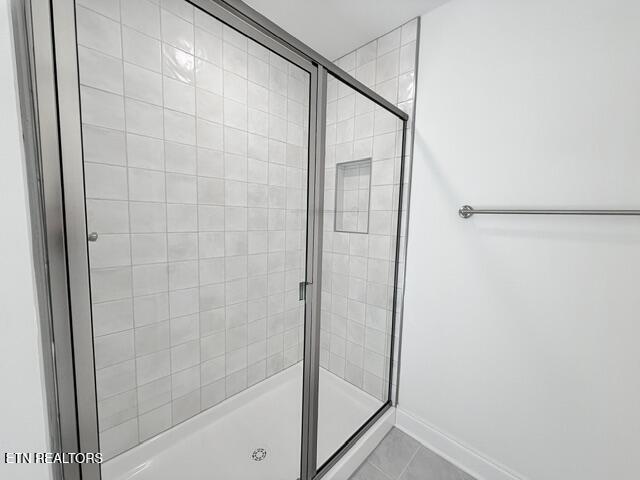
103, 364, 381, 480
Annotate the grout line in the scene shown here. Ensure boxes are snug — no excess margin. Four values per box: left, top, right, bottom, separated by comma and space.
190, 0, 204, 419
158, 0, 175, 431
112, 0, 142, 449
395, 443, 422, 480
370, 461, 395, 480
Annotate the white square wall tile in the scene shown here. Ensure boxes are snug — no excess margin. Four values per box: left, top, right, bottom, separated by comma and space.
168, 233, 198, 261
356, 40, 377, 68
167, 204, 197, 232
197, 177, 225, 205
134, 293, 170, 327
81, 87, 125, 131
401, 19, 418, 45
91, 267, 132, 303
164, 110, 196, 145
137, 350, 171, 384
198, 205, 224, 231
164, 44, 195, 84
197, 148, 224, 177
223, 71, 247, 104
377, 28, 401, 56
94, 330, 135, 369
199, 257, 225, 285
201, 331, 225, 361
196, 89, 223, 124
224, 127, 247, 156
399, 41, 416, 75
164, 77, 196, 115
128, 168, 165, 202
172, 390, 200, 423
89, 234, 131, 268
170, 288, 199, 317
161, 9, 194, 54
77, 0, 120, 21
376, 51, 400, 84
84, 163, 128, 200
137, 376, 171, 414
248, 56, 268, 87
97, 388, 137, 432
199, 232, 225, 258
76, 6, 122, 58
122, 0, 161, 39
130, 202, 166, 233
92, 298, 134, 337
166, 173, 197, 204
172, 367, 200, 403
162, 0, 194, 22
224, 155, 247, 182
127, 133, 164, 171
95, 359, 136, 400
247, 83, 268, 112
82, 125, 126, 166
194, 8, 222, 37
201, 378, 225, 409
196, 119, 223, 150
135, 320, 170, 357
78, 47, 123, 95
201, 355, 225, 385
248, 39, 268, 61
195, 27, 222, 64
168, 261, 198, 290
222, 24, 246, 51
170, 313, 199, 345
100, 418, 138, 460
124, 63, 163, 106
223, 98, 247, 130
139, 403, 171, 441
123, 27, 162, 72
131, 233, 167, 265
223, 43, 247, 77
171, 340, 200, 372
166, 142, 197, 174
133, 264, 168, 296
125, 98, 164, 138
195, 59, 223, 94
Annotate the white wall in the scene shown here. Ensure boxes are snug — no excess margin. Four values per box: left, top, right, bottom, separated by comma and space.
0, 1, 52, 478
399, 0, 640, 479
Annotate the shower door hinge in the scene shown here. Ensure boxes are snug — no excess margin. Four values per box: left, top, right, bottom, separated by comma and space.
299, 281, 311, 301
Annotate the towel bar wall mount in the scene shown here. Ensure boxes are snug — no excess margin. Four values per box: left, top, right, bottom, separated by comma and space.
458, 205, 640, 219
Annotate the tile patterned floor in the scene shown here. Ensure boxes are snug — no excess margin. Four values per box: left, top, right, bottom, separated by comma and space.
349, 428, 476, 480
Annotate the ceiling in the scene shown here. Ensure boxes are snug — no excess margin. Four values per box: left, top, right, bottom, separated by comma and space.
242, 0, 450, 60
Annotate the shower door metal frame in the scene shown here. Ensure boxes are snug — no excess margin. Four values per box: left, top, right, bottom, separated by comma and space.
22, 0, 409, 478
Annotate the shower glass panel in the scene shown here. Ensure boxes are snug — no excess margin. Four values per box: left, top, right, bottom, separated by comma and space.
316, 73, 404, 469
76, 0, 311, 477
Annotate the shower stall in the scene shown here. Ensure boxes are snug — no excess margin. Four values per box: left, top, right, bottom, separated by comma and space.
25, 0, 407, 478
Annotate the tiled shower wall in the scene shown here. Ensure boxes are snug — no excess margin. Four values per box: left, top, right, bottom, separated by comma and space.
77, 0, 309, 459
320, 19, 419, 401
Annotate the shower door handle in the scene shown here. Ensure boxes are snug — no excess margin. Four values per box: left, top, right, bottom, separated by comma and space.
299, 281, 311, 301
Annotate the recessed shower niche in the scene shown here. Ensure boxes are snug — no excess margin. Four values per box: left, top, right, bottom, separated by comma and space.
334, 159, 372, 234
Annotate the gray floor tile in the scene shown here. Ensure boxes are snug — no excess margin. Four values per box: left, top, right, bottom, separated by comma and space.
367, 428, 421, 479
351, 461, 393, 480
399, 446, 476, 480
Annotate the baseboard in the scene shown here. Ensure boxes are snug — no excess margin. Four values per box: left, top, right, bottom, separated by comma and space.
395, 408, 525, 480
323, 407, 395, 480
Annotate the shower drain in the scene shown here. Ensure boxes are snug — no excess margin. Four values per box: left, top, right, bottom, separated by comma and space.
251, 448, 267, 462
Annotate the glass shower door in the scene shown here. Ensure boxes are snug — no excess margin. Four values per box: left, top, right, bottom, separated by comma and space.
72, 0, 315, 478
315, 72, 404, 469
